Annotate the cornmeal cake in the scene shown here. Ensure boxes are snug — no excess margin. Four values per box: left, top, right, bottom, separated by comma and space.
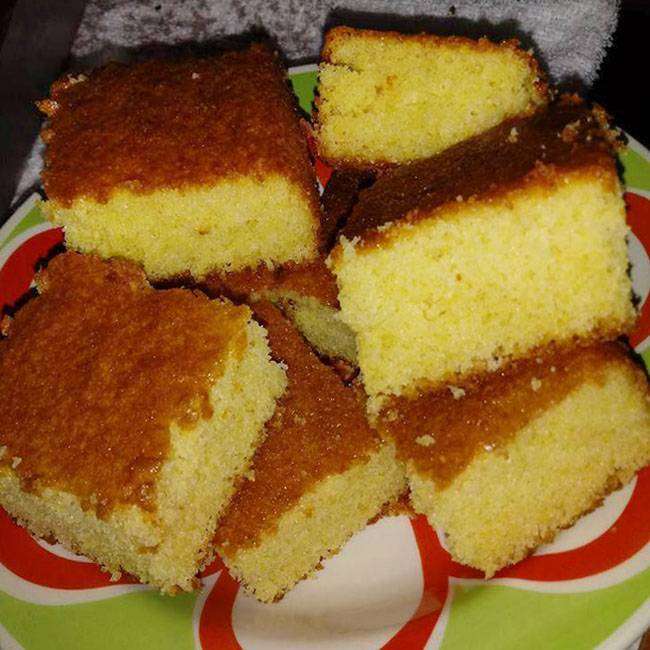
329, 98, 635, 406
379, 342, 650, 576
203, 170, 369, 363
39, 44, 321, 280
315, 26, 548, 167
214, 302, 405, 602
0, 253, 286, 593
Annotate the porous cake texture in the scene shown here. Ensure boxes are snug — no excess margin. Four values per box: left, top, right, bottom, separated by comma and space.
330, 99, 635, 405
316, 26, 547, 167
214, 302, 405, 602
39, 44, 321, 280
380, 343, 650, 576
0, 253, 286, 593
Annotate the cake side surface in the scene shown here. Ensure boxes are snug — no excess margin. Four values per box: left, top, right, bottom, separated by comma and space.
316, 26, 548, 167
381, 344, 650, 576
0, 253, 287, 592
332, 161, 634, 401
45, 176, 319, 280
218, 442, 405, 602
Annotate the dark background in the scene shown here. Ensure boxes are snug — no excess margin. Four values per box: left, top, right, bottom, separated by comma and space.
0, 0, 649, 225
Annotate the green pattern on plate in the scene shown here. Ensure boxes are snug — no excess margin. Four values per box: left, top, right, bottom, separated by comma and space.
0, 202, 45, 251
441, 569, 650, 650
620, 147, 650, 193
0, 590, 197, 650
289, 70, 318, 116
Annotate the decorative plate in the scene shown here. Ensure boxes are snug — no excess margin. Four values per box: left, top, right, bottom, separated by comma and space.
0, 66, 649, 650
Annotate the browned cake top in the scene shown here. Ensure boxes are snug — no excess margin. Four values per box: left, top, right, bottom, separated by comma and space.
0, 252, 248, 517
204, 258, 340, 308
215, 301, 379, 553
340, 98, 619, 246
380, 343, 638, 489
319, 169, 373, 250
39, 44, 320, 210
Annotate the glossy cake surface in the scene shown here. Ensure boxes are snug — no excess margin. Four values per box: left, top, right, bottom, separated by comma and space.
380, 343, 636, 487
40, 45, 316, 207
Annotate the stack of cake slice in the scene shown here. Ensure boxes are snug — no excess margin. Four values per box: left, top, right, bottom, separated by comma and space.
321, 31, 650, 576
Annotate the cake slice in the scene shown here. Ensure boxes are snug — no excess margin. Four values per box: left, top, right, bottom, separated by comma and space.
39, 44, 321, 280
315, 26, 548, 167
329, 98, 635, 405
379, 342, 650, 576
0, 253, 286, 593
214, 302, 405, 602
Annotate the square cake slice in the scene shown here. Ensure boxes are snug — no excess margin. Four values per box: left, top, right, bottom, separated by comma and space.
315, 26, 548, 167
329, 98, 635, 405
214, 302, 405, 602
39, 44, 321, 280
379, 343, 650, 576
0, 253, 286, 592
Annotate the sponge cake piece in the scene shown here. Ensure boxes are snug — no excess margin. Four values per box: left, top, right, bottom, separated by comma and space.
379, 342, 650, 576
329, 99, 635, 405
214, 302, 405, 602
0, 253, 286, 592
39, 44, 321, 280
316, 26, 548, 167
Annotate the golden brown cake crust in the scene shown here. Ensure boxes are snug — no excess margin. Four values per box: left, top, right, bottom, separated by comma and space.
339, 98, 620, 246
214, 302, 378, 554
203, 258, 340, 309
39, 44, 320, 218
380, 343, 644, 489
0, 252, 248, 517
316, 26, 549, 170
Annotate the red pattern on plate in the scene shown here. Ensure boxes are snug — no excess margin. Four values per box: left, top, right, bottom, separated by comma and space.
381, 466, 650, 648
0, 227, 63, 310
199, 570, 242, 649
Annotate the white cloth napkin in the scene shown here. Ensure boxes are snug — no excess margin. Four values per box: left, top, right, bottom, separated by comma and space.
72, 0, 618, 84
